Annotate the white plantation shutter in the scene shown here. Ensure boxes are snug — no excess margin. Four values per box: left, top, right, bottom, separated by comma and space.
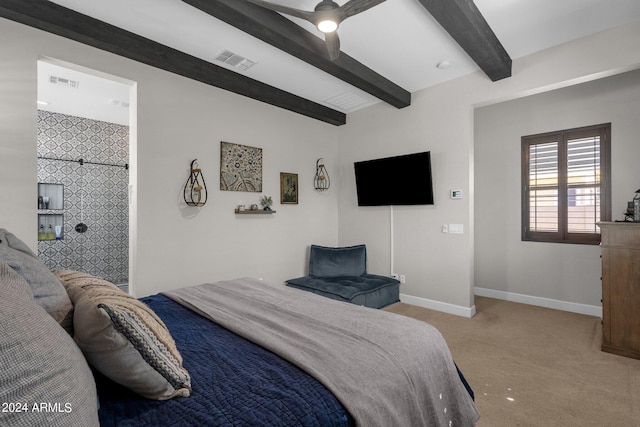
567, 136, 601, 233
529, 142, 558, 232
522, 124, 610, 244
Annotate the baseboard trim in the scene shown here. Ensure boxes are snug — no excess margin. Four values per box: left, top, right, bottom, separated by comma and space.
399, 293, 477, 318
474, 287, 602, 318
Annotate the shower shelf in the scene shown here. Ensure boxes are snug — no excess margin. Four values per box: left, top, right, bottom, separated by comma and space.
37, 182, 64, 240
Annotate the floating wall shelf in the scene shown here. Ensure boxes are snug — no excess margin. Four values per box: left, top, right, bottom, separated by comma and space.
234, 209, 276, 215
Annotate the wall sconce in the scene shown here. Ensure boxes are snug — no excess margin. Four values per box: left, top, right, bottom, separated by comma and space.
314, 158, 330, 191
183, 159, 208, 207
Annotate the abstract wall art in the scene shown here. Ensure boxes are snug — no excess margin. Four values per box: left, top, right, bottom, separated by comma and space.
220, 141, 263, 192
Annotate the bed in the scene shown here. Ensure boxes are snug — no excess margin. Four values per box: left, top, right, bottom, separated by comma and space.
96, 293, 352, 426
0, 228, 479, 426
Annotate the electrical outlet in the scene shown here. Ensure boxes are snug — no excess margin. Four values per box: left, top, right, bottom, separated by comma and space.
400, 274, 406, 284
442, 224, 448, 233
392, 273, 399, 280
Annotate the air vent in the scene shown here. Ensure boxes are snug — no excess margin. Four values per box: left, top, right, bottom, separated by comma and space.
109, 99, 130, 108
323, 91, 375, 112
48, 75, 80, 88
214, 50, 256, 72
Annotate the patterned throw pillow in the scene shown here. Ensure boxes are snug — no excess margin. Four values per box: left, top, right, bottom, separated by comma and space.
55, 270, 191, 400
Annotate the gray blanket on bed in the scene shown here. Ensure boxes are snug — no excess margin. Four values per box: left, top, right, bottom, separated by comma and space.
162, 278, 479, 427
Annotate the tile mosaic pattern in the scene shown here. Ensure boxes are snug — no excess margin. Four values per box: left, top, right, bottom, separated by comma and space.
37, 110, 129, 284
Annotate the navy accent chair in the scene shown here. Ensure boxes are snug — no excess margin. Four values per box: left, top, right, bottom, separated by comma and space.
286, 244, 400, 309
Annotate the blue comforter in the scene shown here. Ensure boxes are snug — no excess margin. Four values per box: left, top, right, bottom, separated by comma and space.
97, 294, 352, 426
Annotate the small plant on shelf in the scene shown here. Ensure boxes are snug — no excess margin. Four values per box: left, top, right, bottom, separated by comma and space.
260, 195, 273, 211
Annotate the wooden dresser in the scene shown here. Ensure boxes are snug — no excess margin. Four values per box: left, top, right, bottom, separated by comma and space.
598, 222, 640, 360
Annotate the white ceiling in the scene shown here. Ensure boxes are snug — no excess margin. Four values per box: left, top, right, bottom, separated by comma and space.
39, 0, 640, 124
38, 60, 132, 125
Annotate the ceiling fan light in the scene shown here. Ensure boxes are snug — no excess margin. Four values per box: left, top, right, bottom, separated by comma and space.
317, 19, 338, 33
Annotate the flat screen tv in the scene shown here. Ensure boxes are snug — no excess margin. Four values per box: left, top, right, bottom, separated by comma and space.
354, 151, 434, 206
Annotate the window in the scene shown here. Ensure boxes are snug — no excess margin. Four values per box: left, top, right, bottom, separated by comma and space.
522, 123, 611, 244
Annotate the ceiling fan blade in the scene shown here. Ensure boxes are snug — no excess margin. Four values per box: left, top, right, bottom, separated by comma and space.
245, 0, 315, 23
324, 31, 341, 61
337, 0, 387, 21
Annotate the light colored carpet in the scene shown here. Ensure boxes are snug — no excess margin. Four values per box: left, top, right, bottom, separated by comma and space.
384, 297, 640, 426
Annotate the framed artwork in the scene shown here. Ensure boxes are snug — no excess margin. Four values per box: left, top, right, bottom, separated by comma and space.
280, 172, 298, 204
220, 141, 263, 192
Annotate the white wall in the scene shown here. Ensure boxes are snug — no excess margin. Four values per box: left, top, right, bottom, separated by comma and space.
475, 69, 640, 311
0, 18, 339, 297
3, 16, 640, 313
338, 88, 475, 314
338, 21, 640, 315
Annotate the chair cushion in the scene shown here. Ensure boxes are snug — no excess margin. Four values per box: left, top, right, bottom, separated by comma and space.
309, 244, 367, 277
287, 274, 400, 309
0, 262, 99, 426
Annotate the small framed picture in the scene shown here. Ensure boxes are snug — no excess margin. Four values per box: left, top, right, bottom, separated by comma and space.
280, 172, 298, 204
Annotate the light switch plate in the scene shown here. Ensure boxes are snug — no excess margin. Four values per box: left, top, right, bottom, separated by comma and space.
449, 224, 464, 234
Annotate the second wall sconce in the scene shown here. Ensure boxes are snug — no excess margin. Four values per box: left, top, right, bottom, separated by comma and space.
183, 159, 208, 207
314, 158, 330, 191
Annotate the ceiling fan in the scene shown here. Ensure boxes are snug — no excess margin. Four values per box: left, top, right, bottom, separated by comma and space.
245, 0, 387, 60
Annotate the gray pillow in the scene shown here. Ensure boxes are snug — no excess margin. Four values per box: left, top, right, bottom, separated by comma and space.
0, 228, 73, 333
56, 270, 192, 400
309, 244, 367, 277
0, 262, 99, 427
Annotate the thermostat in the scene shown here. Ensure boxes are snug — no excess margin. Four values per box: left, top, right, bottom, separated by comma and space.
450, 190, 462, 199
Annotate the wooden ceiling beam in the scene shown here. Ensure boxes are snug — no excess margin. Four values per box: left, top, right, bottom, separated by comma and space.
0, 0, 346, 125
182, 0, 411, 109
417, 0, 512, 81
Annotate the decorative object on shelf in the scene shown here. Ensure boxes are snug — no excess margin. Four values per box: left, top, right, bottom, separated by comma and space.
280, 173, 298, 205
183, 159, 208, 207
237, 204, 246, 212
260, 195, 273, 211
314, 158, 330, 191
220, 141, 263, 192
250, 204, 259, 211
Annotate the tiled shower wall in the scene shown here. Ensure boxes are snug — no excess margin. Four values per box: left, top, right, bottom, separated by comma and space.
37, 110, 129, 284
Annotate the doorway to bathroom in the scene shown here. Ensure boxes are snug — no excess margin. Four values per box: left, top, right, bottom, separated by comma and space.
36, 58, 135, 292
